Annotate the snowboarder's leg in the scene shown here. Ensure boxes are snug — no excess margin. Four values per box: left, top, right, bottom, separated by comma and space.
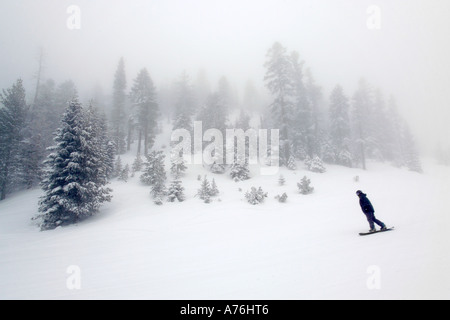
372, 214, 386, 229
364, 212, 376, 231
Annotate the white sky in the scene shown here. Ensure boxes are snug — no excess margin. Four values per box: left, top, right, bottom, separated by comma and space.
1, 0, 449, 152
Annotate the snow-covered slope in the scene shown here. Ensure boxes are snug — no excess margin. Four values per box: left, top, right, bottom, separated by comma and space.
1, 138, 449, 299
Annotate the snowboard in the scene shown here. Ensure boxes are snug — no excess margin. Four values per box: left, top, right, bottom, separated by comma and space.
359, 227, 394, 236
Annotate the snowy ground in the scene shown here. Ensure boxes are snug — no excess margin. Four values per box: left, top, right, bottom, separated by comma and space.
1, 136, 449, 299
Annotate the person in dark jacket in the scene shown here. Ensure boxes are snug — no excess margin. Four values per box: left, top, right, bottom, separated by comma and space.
356, 190, 386, 232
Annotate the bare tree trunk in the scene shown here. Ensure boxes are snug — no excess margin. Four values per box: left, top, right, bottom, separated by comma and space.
127, 119, 133, 151
144, 124, 149, 156
137, 129, 142, 156
0, 162, 9, 200
32, 48, 44, 108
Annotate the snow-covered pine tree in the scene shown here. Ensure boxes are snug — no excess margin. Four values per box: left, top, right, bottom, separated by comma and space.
320, 135, 336, 164
210, 160, 226, 174
210, 178, 219, 196
86, 104, 114, 188
229, 159, 250, 182
229, 150, 250, 182
264, 42, 295, 167
21, 80, 79, 191
151, 173, 167, 205
113, 156, 123, 178
287, 153, 297, 170
111, 57, 127, 154
79, 102, 111, 184
303, 69, 323, 159
132, 152, 144, 173
22, 79, 58, 189
119, 164, 129, 182
105, 140, 116, 180
290, 51, 313, 161
141, 150, 166, 185
197, 92, 228, 136
264, 42, 293, 145
337, 149, 353, 168
235, 108, 251, 131
54, 80, 78, 116
167, 179, 185, 202
172, 71, 195, 133
30, 79, 57, 149
0, 79, 28, 200
19, 130, 44, 189
38, 99, 112, 230
328, 84, 352, 167
297, 176, 314, 195
48, 80, 78, 138
305, 155, 326, 173
209, 147, 226, 174
197, 175, 212, 203
130, 68, 159, 156
140, 150, 167, 203
245, 187, 268, 205
170, 147, 187, 178
173, 110, 193, 141
275, 192, 288, 203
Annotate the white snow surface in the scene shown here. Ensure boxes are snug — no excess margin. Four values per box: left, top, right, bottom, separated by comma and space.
1, 132, 449, 299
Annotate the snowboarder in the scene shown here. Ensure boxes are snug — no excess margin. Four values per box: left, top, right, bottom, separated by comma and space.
356, 190, 386, 233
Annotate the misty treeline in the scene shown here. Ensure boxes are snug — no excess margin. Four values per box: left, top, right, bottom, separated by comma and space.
263, 42, 422, 173
0, 42, 422, 216
0, 79, 78, 201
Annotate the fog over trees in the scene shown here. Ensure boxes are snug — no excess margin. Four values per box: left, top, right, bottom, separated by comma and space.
1, 0, 449, 223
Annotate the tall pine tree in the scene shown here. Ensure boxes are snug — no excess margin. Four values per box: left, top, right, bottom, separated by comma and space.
304, 69, 324, 159
0, 79, 28, 200
290, 51, 311, 160
140, 150, 167, 203
173, 71, 195, 133
38, 99, 112, 230
130, 68, 159, 156
111, 57, 127, 154
351, 79, 373, 170
264, 42, 293, 145
328, 84, 352, 166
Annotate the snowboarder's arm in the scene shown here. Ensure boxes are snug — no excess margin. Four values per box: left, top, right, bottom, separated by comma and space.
360, 198, 374, 213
